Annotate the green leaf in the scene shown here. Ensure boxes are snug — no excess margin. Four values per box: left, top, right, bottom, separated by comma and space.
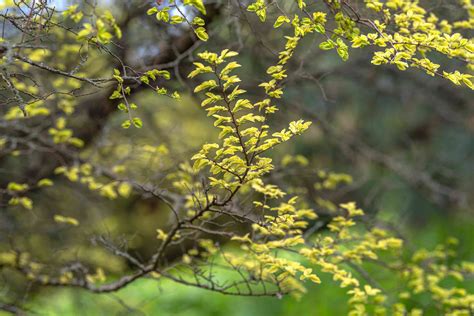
109, 90, 122, 100
140, 76, 149, 84
192, 17, 205, 26
183, 0, 207, 15
194, 27, 209, 41
194, 80, 217, 93
117, 103, 127, 111
170, 16, 185, 24
38, 178, 54, 187
121, 120, 131, 129
147, 7, 158, 15
274, 15, 290, 28
319, 40, 335, 50
132, 117, 143, 128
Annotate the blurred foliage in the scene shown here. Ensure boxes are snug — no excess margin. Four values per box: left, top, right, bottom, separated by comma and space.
10, 214, 470, 316
1, 0, 473, 314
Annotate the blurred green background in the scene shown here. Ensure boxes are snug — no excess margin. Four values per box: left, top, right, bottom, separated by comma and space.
1, 1, 473, 315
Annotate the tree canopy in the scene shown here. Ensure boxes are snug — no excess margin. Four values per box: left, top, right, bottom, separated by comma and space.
0, 0, 473, 315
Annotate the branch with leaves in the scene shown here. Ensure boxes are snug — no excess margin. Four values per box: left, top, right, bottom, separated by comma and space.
0, 0, 473, 315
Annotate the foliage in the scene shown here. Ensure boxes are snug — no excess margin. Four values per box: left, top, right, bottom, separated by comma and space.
0, 0, 473, 315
